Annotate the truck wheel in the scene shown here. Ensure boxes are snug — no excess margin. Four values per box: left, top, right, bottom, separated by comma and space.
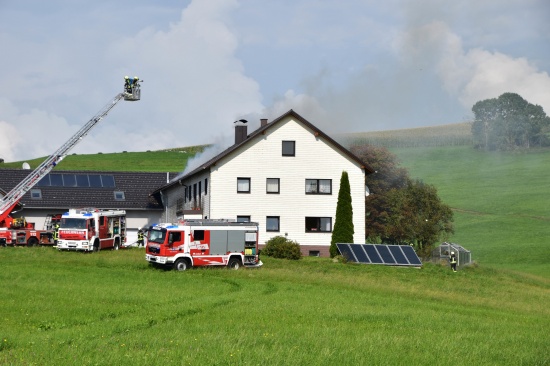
27, 237, 39, 247
228, 258, 241, 270
113, 239, 120, 251
93, 240, 100, 252
174, 258, 190, 271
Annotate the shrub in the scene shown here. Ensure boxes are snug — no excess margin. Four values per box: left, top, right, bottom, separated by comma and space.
263, 236, 302, 260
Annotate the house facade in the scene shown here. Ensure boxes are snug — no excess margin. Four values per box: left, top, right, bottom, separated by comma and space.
152, 110, 374, 256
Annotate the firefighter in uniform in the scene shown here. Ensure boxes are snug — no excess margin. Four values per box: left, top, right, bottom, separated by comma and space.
53, 223, 60, 246
450, 251, 457, 272
124, 76, 131, 93
137, 227, 144, 247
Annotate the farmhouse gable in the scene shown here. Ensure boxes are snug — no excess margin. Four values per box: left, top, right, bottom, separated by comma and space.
152, 110, 374, 256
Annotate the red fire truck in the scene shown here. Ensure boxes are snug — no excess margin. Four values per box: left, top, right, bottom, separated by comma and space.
56, 209, 127, 252
0, 214, 61, 247
145, 219, 262, 271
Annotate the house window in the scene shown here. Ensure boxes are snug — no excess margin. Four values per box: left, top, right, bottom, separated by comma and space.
305, 179, 332, 194
266, 216, 280, 232
282, 141, 295, 156
30, 189, 42, 199
114, 191, 125, 201
266, 178, 280, 194
237, 216, 251, 222
237, 178, 251, 193
305, 217, 332, 232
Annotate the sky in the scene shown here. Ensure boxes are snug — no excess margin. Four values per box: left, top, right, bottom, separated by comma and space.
0, 0, 549, 165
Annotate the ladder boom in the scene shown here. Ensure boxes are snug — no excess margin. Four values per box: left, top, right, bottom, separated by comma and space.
0, 92, 129, 219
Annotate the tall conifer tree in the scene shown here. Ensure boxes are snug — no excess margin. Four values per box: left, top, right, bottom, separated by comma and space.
330, 171, 354, 257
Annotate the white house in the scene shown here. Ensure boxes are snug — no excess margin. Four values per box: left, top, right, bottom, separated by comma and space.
151, 110, 374, 256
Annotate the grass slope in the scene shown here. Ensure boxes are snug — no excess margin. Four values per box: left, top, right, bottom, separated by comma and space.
391, 146, 550, 277
0, 248, 548, 365
0, 145, 207, 172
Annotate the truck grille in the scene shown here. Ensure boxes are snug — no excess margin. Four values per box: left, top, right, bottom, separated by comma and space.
148, 246, 160, 254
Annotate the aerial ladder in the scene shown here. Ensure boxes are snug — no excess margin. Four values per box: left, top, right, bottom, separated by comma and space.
0, 79, 141, 226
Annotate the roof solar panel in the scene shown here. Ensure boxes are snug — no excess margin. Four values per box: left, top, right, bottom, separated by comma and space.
337, 243, 422, 267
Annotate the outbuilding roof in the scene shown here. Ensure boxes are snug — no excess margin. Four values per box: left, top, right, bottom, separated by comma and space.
0, 169, 177, 211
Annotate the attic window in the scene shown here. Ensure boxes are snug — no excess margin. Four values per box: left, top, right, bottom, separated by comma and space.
282, 141, 295, 156
30, 189, 42, 199
114, 191, 125, 201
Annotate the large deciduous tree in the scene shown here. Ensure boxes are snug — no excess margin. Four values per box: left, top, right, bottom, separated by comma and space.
472, 93, 550, 150
350, 145, 453, 257
330, 171, 354, 258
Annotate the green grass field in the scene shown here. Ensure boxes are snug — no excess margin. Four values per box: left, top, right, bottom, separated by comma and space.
0, 248, 548, 365
0, 145, 207, 172
390, 146, 550, 278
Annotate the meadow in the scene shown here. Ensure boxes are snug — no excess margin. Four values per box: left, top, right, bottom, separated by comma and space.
390, 146, 550, 278
0, 248, 548, 365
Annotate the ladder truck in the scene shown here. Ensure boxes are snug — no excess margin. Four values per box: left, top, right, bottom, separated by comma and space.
0, 80, 141, 247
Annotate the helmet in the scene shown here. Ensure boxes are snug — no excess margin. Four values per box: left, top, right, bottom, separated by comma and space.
134, 76, 139, 80
124, 76, 129, 79
138, 227, 142, 230
451, 251, 455, 255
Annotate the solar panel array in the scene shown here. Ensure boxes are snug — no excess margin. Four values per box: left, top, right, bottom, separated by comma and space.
337, 243, 422, 267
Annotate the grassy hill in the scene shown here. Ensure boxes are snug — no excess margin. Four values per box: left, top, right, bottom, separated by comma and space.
0, 145, 207, 172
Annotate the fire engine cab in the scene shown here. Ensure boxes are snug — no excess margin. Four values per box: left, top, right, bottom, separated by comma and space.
145, 219, 262, 271
56, 209, 126, 252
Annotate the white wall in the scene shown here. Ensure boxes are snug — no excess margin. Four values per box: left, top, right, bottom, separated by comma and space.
209, 117, 365, 247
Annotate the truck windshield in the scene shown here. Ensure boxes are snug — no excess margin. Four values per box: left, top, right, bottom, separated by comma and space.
60, 218, 87, 229
148, 229, 167, 244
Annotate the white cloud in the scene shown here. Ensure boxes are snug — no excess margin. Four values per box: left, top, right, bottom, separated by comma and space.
0, 0, 264, 161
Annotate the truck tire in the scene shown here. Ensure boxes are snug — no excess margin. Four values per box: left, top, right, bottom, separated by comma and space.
227, 257, 241, 270
113, 239, 120, 251
27, 237, 39, 247
93, 239, 100, 252
174, 258, 190, 271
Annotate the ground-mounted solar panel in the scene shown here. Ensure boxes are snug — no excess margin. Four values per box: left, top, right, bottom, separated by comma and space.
350, 245, 371, 263
401, 245, 422, 265
336, 243, 357, 263
363, 245, 383, 264
337, 243, 422, 267
388, 245, 408, 263
375, 245, 396, 264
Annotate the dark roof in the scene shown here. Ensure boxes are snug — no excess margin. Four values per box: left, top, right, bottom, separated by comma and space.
0, 169, 177, 211
152, 109, 375, 195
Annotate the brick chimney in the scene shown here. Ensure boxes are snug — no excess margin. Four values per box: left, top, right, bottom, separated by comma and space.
260, 118, 268, 127
234, 120, 247, 145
